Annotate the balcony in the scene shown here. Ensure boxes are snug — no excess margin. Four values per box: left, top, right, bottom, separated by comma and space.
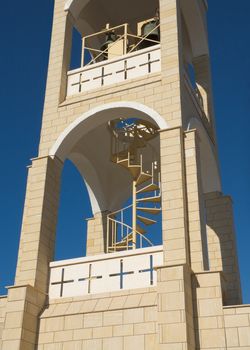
67, 20, 161, 97
49, 246, 163, 299
67, 45, 161, 96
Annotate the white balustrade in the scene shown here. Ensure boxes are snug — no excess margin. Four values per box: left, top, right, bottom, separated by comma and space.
49, 246, 163, 299
67, 45, 161, 96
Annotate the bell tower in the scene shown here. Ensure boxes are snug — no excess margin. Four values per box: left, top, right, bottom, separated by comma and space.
1, 0, 249, 349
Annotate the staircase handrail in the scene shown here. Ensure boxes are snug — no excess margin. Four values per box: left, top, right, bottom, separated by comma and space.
108, 217, 154, 247
108, 203, 133, 218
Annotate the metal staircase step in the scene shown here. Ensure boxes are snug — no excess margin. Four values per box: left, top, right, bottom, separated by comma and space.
137, 207, 161, 215
136, 225, 146, 234
116, 158, 141, 178
109, 245, 133, 252
137, 215, 157, 226
136, 183, 159, 194
117, 158, 129, 167
111, 234, 133, 250
136, 172, 152, 186
137, 196, 161, 203
128, 165, 141, 178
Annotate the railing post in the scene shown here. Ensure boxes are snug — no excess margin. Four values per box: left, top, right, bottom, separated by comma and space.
124, 23, 128, 55
81, 37, 86, 67
132, 180, 137, 249
106, 217, 109, 253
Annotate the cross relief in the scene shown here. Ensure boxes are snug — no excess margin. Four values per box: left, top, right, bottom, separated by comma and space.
50, 254, 157, 298
69, 48, 161, 94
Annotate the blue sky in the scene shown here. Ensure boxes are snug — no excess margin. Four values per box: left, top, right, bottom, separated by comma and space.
0, 1, 249, 303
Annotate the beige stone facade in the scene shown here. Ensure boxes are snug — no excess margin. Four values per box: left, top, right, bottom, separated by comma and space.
1, 0, 249, 349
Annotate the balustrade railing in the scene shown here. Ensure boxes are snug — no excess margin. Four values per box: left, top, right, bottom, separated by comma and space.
49, 246, 163, 299
67, 45, 161, 96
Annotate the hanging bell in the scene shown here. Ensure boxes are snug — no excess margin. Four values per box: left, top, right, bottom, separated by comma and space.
140, 19, 160, 49
100, 31, 117, 60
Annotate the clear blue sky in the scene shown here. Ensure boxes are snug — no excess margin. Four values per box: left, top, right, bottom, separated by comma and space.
0, 1, 249, 303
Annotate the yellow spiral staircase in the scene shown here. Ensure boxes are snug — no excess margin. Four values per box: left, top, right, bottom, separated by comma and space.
107, 119, 161, 252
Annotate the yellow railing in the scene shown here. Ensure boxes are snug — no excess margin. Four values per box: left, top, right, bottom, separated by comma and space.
81, 21, 160, 67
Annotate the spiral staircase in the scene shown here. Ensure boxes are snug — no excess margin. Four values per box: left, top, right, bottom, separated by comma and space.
107, 118, 161, 252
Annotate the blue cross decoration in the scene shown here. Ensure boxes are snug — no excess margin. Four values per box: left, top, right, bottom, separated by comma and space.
139, 53, 160, 73
109, 259, 134, 289
116, 60, 136, 80
139, 255, 154, 285
93, 66, 112, 86
51, 268, 74, 297
78, 264, 102, 294
71, 73, 90, 93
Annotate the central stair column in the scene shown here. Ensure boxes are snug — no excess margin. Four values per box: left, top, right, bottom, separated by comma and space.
132, 180, 137, 249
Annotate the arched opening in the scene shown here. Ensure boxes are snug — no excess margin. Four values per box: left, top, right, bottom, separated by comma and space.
51, 103, 168, 256
65, 0, 160, 73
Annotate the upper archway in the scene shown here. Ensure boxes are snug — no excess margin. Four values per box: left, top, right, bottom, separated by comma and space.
50, 102, 168, 161
49, 102, 168, 214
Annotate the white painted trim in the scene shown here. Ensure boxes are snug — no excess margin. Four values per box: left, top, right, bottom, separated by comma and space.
49, 246, 163, 298
50, 245, 163, 268
49, 102, 168, 161
64, 0, 73, 10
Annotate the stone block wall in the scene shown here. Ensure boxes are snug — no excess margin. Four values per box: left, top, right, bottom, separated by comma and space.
37, 287, 158, 350
224, 305, 250, 348
193, 271, 250, 349
0, 296, 7, 348
205, 192, 242, 305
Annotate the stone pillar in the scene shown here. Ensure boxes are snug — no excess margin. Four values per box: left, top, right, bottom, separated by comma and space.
86, 211, 108, 256
1, 285, 46, 350
157, 264, 196, 349
184, 129, 209, 272
39, 0, 73, 156
160, 127, 189, 266
159, 0, 183, 128
205, 192, 242, 305
192, 271, 226, 349
15, 156, 62, 293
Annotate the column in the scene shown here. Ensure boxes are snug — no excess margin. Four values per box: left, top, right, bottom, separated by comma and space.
15, 156, 62, 293
160, 127, 189, 265
86, 211, 108, 256
184, 129, 209, 272
157, 264, 196, 349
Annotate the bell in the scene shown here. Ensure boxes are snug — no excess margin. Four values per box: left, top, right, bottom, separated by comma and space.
140, 19, 160, 49
100, 31, 117, 60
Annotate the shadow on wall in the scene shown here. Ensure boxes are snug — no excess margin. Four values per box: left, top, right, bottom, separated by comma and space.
205, 191, 242, 306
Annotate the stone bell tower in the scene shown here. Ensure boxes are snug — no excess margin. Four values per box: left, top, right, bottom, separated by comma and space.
1, 0, 250, 349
